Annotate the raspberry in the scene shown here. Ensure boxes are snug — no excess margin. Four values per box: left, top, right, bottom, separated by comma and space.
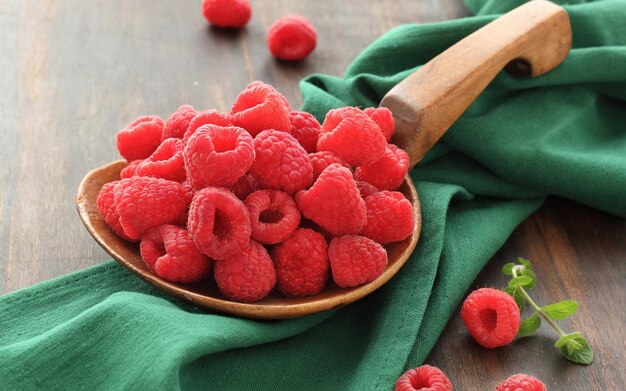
244, 190, 300, 244
162, 104, 197, 141
328, 235, 388, 288
230, 173, 257, 200
113, 176, 187, 240
135, 138, 186, 182
183, 109, 232, 145
288, 111, 321, 153
249, 130, 313, 194
273, 228, 328, 297
181, 180, 196, 205
116, 115, 164, 161
394, 365, 453, 391
184, 124, 255, 189
202, 0, 251, 28
496, 374, 547, 391
295, 164, 365, 235
214, 240, 276, 302
267, 16, 317, 61
187, 187, 251, 260
356, 181, 378, 198
317, 107, 386, 166
363, 107, 395, 142
355, 144, 409, 191
230, 81, 291, 137
309, 151, 351, 182
140, 224, 211, 283
361, 191, 414, 244
461, 288, 521, 349
96, 181, 132, 241
120, 159, 142, 179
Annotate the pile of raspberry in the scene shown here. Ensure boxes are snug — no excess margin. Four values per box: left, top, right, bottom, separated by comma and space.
98, 81, 414, 303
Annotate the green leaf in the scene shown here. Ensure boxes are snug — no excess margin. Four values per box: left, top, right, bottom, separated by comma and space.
542, 300, 579, 320
504, 287, 525, 311
518, 313, 541, 338
502, 263, 515, 276
518, 257, 533, 270
521, 269, 536, 290
555, 333, 593, 365
508, 276, 533, 288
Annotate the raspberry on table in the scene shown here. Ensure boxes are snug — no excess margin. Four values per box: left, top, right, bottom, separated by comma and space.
135, 138, 186, 182
116, 115, 164, 162
249, 130, 313, 194
96, 181, 133, 241
394, 365, 453, 391
328, 235, 388, 288
355, 144, 409, 191
495, 374, 547, 391
295, 163, 365, 235
361, 191, 414, 244
273, 228, 328, 297
461, 288, 521, 349
140, 224, 211, 283
363, 107, 395, 142
229, 173, 258, 200
288, 110, 321, 153
183, 109, 232, 145
230, 81, 291, 136
120, 159, 142, 179
184, 124, 255, 189
317, 107, 386, 166
309, 151, 351, 182
202, 0, 251, 28
267, 16, 317, 61
356, 181, 378, 198
244, 190, 300, 244
162, 104, 197, 141
187, 187, 251, 260
214, 240, 276, 302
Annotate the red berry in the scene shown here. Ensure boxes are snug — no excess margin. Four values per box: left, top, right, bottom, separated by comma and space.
230, 173, 258, 200
116, 115, 164, 161
356, 181, 378, 198
162, 104, 197, 140
363, 107, 395, 142
496, 374, 547, 391
296, 164, 365, 235
267, 16, 316, 61
188, 187, 251, 260
329, 235, 387, 288
249, 130, 313, 194
288, 111, 321, 153
183, 109, 232, 145
230, 81, 291, 137
461, 288, 521, 349
140, 224, 211, 283
273, 228, 328, 297
202, 0, 251, 28
96, 181, 133, 241
181, 180, 196, 205
355, 144, 409, 191
184, 124, 255, 189
394, 365, 453, 391
309, 151, 351, 182
244, 190, 300, 244
214, 240, 276, 302
361, 191, 414, 244
120, 159, 142, 179
135, 138, 186, 182
317, 107, 386, 166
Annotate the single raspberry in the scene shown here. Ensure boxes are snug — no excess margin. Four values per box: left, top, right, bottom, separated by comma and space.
309, 151, 351, 182
496, 374, 547, 391
135, 138, 186, 182
355, 144, 409, 191
361, 191, 414, 244
273, 228, 328, 297
461, 288, 521, 349
184, 124, 255, 189
267, 16, 317, 61
181, 180, 196, 205
356, 181, 378, 198
113, 176, 187, 240
230, 81, 291, 136
244, 190, 300, 244
363, 107, 395, 142
116, 115, 164, 161
288, 111, 321, 153
140, 224, 211, 283
120, 159, 142, 179
230, 173, 257, 200
317, 107, 386, 166
183, 109, 232, 145
214, 240, 276, 302
187, 187, 251, 260
328, 235, 388, 288
249, 130, 313, 194
96, 181, 132, 241
162, 104, 197, 141
202, 0, 251, 28
394, 365, 453, 391
295, 164, 365, 235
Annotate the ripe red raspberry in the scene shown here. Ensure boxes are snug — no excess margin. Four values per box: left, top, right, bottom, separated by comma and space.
183, 109, 232, 145
202, 0, 251, 28
288, 111, 321, 153
181, 180, 196, 205
267, 16, 317, 61
120, 159, 142, 179
361, 191, 414, 244
96, 181, 133, 241
363, 107, 395, 142
187, 187, 251, 260
317, 107, 386, 166
329, 235, 388, 288
273, 228, 328, 297
496, 374, 547, 391
309, 151, 351, 182
214, 240, 276, 302
461, 288, 521, 349
295, 164, 365, 235
162, 105, 197, 141
230, 173, 257, 200
135, 138, 186, 182
140, 224, 211, 283
394, 365, 453, 391
355, 144, 409, 191
356, 181, 378, 198
244, 190, 300, 244
116, 115, 164, 161
249, 130, 313, 194
184, 124, 255, 189
230, 81, 291, 137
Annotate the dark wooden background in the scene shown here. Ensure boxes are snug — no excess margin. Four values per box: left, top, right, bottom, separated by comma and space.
0, 1, 623, 389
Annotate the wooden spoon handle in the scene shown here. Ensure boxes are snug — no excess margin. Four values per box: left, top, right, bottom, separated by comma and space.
380, 0, 572, 166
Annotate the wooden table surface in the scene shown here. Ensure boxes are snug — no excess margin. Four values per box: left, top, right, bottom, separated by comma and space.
1, 1, 624, 389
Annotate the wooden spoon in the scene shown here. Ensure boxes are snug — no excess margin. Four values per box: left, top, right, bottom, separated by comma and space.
76, 1, 571, 319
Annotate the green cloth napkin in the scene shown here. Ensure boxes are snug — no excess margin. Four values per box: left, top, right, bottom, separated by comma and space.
2, 0, 625, 389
